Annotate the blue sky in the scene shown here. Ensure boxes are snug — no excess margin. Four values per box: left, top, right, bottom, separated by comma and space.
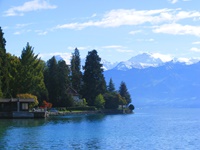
1, 0, 200, 63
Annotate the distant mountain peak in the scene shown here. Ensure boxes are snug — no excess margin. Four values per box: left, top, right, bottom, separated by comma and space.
114, 52, 165, 70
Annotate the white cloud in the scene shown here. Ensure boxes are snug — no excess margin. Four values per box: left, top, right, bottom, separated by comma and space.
168, 0, 178, 4
190, 47, 200, 52
14, 31, 21, 35
102, 45, 125, 49
4, 0, 57, 16
129, 30, 142, 35
137, 38, 155, 42
38, 31, 47, 35
56, 9, 171, 29
153, 23, 200, 36
116, 49, 133, 53
101, 45, 132, 53
192, 41, 200, 45
55, 8, 200, 30
15, 23, 32, 28
152, 53, 172, 62
91, 13, 97, 18
35, 30, 47, 35
13, 29, 31, 35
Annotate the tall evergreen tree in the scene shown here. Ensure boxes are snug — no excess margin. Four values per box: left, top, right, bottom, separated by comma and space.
17, 43, 47, 100
6, 53, 21, 97
44, 57, 73, 107
108, 78, 115, 92
44, 56, 59, 106
57, 60, 72, 107
70, 48, 82, 93
119, 81, 131, 104
0, 27, 10, 97
82, 50, 106, 106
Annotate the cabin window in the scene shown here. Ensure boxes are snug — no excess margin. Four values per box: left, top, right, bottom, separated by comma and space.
22, 103, 28, 110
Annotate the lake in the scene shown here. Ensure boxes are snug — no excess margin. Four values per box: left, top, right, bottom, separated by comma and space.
0, 108, 200, 150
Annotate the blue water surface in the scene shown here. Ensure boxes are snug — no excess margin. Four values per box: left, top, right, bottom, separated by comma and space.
0, 108, 200, 150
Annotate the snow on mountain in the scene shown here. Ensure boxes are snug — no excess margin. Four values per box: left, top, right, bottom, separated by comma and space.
113, 53, 200, 71
54, 54, 71, 64
101, 59, 118, 71
114, 53, 166, 70
173, 57, 200, 65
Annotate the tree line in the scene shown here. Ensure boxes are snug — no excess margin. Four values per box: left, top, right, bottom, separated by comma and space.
0, 27, 132, 109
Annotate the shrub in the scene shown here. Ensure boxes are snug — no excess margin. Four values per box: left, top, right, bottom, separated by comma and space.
128, 104, 135, 111
17, 93, 39, 109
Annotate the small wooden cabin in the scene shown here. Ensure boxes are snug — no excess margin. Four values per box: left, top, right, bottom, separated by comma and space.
67, 87, 80, 102
0, 98, 47, 118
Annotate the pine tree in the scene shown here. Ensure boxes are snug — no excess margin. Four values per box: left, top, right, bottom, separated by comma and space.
0, 27, 10, 97
70, 48, 82, 93
44, 56, 59, 106
17, 43, 47, 100
119, 81, 131, 104
82, 50, 106, 106
6, 53, 21, 97
57, 60, 72, 107
108, 78, 115, 92
44, 57, 73, 107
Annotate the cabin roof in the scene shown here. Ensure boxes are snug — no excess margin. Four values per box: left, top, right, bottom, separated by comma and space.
0, 98, 35, 103
67, 87, 79, 96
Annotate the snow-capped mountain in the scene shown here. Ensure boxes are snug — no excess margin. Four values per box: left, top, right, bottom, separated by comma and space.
104, 61, 200, 107
113, 53, 200, 71
101, 59, 118, 71
114, 53, 166, 70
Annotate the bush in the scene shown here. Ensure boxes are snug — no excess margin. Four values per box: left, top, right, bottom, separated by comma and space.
67, 106, 96, 111
128, 104, 135, 111
17, 93, 39, 109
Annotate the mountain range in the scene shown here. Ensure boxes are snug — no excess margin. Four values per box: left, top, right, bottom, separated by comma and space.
55, 53, 200, 108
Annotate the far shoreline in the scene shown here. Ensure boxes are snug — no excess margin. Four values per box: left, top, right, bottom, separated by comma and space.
48, 109, 133, 116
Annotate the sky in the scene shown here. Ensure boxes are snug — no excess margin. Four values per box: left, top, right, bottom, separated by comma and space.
1, 0, 200, 64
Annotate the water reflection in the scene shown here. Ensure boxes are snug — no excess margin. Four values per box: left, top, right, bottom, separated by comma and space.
1, 109, 199, 150
48, 114, 106, 124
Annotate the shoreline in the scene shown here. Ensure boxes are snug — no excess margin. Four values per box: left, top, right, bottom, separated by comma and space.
48, 109, 133, 116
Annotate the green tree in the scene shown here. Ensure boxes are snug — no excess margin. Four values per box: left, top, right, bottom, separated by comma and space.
70, 48, 82, 93
128, 104, 135, 111
107, 78, 115, 92
6, 53, 21, 97
57, 60, 72, 107
119, 81, 131, 105
44, 58, 73, 107
94, 94, 105, 109
0, 27, 10, 97
44, 56, 59, 106
104, 92, 119, 109
17, 43, 47, 101
82, 50, 106, 106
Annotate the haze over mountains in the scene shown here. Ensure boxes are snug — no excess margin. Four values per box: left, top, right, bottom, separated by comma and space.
55, 53, 200, 108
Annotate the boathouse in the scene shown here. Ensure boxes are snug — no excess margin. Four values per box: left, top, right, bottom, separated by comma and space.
0, 98, 47, 118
